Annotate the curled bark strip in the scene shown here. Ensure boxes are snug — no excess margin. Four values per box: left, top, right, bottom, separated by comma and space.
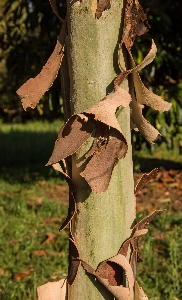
130, 92, 160, 144
85, 86, 131, 133
81, 255, 134, 300
134, 168, 158, 195
79, 221, 154, 299
118, 211, 163, 273
52, 162, 74, 191
81, 259, 95, 275
134, 210, 164, 230
134, 280, 148, 300
115, 40, 157, 86
68, 238, 81, 285
115, 42, 171, 144
129, 40, 157, 72
106, 255, 134, 299
133, 72, 172, 112
78, 209, 159, 299
59, 196, 76, 232
81, 127, 128, 193
49, 0, 64, 23
47, 114, 93, 166
17, 21, 67, 110
52, 163, 76, 231
37, 279, 67, 300
122, 0, 150, 51
95, 0, 111, 19
47, 87, 131, 193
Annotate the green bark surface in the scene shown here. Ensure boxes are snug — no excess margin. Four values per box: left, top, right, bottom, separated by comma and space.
66, 1, 135, 299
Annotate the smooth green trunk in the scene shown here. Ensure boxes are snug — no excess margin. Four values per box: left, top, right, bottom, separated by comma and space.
66, 1, 135, 299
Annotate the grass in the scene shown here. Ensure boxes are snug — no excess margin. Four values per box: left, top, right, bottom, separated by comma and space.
0, 120, 181, 299
0, 120, 69, 299
0, 179, 69, 300
137, 211, 182, 300
133, 140, 182, 172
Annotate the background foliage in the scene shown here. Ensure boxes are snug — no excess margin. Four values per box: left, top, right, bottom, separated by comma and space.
0, 0, 66, 121
0, 0, 182, 150
133, 0, 182, 151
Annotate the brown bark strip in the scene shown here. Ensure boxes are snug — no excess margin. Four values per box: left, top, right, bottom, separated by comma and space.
52, 162, 76, 231
95, 0, 111, 19
134, 168, 158, 195
17, 21, 67, 110
49, 0, 64, 23
60, 44, 71, 122
68, 238, 81, 285
122, 0, 150, 51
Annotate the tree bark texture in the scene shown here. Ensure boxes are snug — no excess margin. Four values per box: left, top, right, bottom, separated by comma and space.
66, 1, 135, 299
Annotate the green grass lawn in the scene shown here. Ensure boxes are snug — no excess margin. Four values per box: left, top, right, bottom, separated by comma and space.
0, 179, 69, 299
137, 211, 182, 300
0, 120, 181, 299
0, 120, 69, 299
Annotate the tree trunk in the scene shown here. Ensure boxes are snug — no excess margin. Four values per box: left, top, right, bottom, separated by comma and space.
66, 1, 135, 299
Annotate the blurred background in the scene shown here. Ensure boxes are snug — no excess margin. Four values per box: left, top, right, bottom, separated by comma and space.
0, 1, 182, 299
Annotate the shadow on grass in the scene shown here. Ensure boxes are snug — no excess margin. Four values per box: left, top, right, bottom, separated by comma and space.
0, 129, 64, 184
0, 164, 63, 185
1, 128, 182, 184
133, 155, 182, 172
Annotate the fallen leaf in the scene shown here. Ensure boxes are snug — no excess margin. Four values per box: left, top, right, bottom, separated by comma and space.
37, 279, 67, 300
42, 232, 57, 246
0, 268, 11, 276
95, 0, 111, 19
42, 217, 63, 225
17, 21, 67, 110
14, 269, 33, 280
33, 250, 47, 257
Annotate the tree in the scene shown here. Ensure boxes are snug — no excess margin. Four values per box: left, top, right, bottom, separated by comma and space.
16, 1, 171, 299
